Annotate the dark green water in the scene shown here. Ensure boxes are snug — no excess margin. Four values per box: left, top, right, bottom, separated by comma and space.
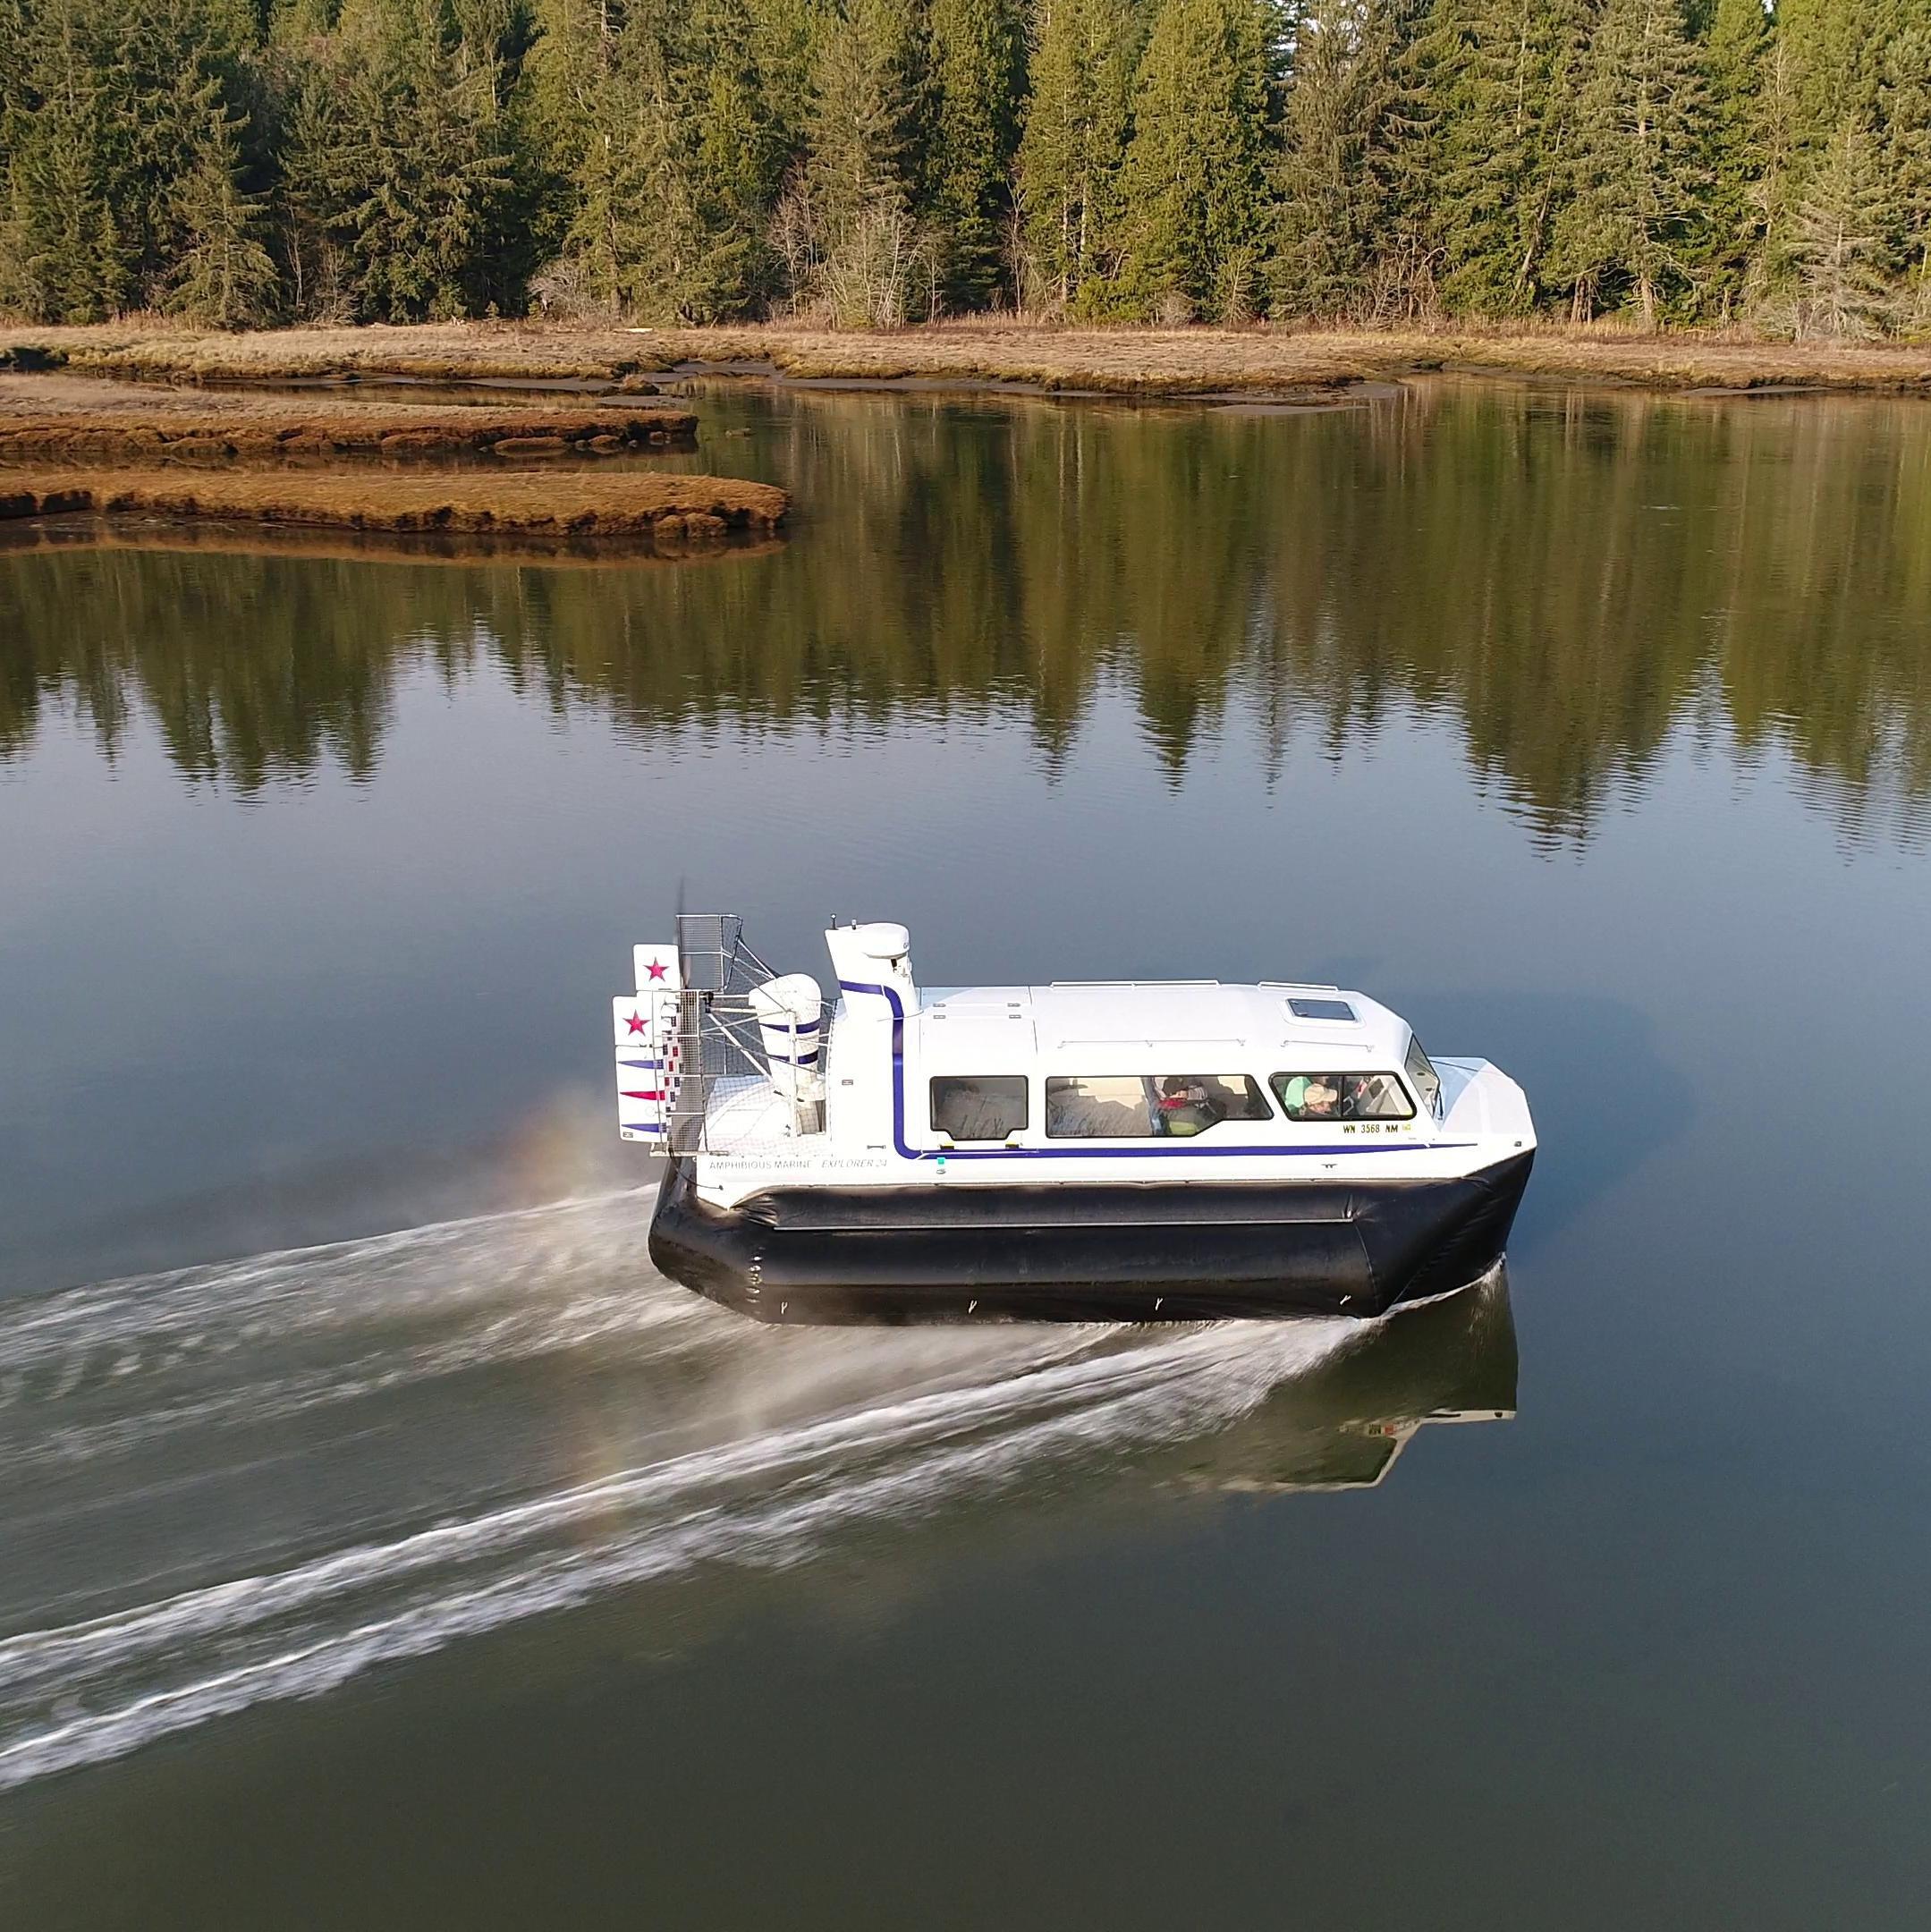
3, 380, 1931, 1927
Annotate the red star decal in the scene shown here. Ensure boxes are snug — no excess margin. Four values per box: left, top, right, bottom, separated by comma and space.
626, 1013, 648, 1035
647, 960, 668, 981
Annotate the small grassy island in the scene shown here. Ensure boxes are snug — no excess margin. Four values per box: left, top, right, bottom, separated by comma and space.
0, 467, 790, 548
0, 367, 781, 555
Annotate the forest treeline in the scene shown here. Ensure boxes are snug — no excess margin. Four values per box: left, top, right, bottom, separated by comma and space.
2, 0, 1930, 338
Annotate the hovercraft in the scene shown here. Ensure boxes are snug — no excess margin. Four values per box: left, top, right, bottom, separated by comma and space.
614, 917, 1535, 1324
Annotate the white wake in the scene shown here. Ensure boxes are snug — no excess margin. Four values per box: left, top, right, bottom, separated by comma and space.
0, 1194, 1358, 1792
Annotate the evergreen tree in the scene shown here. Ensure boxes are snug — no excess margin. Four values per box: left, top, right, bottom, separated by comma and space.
1014, 0, 1146, 313
1273, 0, 1432, 320
0, 0, 271, 320
1786, 118, 1894, 338
1368, 0, 1463, 318
804, 0, 927, 230
797, 0, 934, 321
1547, 0, 1708, 325
1746, 0, 1808, 300
1759, 1, 1918, 327
1881, 22, 1931, 321
165, 106, 283, 323
277, 0, 517, 322
103, 0, 267, 301
1776, 0, 1899, 156
271, 9, 356, 318
0, 0, 24, 318
1112, 0, 1278, 322
926, 0, 1027, 309
521, 0, 620, 193
1701, 0, 1768, 317
0, 0, 33, 184
605, 12, 707, 318
550, 0, 780, 322
745, 0, 828, 157
3, 0, 122, 320
520, 0, 634, 310
684, 0, 783, 316
0, 0, 27, 114
518, 0, 607, 284
1429, 0, 1589, 314
521, 0, 781, 319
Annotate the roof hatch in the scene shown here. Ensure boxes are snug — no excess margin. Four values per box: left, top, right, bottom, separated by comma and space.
1286, 996, 1357, 1022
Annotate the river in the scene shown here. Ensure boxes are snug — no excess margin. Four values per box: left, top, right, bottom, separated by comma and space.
2, 378, 1929, 1926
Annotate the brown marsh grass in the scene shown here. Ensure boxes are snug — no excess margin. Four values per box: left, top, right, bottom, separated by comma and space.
0, 372, 697, 460
4, 318, 1931, 396
0, 467, 789, 548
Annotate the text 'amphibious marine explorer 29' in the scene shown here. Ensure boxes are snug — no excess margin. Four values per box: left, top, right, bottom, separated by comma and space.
615, 917, 1535, 1324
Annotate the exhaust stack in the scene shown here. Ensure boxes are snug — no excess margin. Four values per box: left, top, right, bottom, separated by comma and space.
824, 921, 918, 1015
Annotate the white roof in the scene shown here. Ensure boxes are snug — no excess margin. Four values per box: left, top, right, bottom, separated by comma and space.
919, 981, 1410, 1065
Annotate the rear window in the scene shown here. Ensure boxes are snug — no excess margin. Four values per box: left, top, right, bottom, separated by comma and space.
1271, 1072, 1416, 1123
931, 1076, 1029, 1141
1046, 1074, 1273, 1139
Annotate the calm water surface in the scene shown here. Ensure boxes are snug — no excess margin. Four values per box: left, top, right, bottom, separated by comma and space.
2, 381, 1930, 1926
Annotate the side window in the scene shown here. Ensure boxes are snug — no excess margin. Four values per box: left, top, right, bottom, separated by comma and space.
1272, 1072, 1417, 1123
1046, 1073, 1273, 1139
930, 1076, 1028, 1141
1405, 1037, 1443, 1118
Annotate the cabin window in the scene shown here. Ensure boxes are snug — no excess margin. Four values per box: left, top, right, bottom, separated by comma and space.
1045, 1074, 1273, 1139
930, 1076, 1029, 1141
1405, 1037, 1443, 1118
1271, 1072, 1417, 1123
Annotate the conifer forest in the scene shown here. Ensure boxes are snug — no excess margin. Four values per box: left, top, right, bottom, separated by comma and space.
2, 0, 1929, 339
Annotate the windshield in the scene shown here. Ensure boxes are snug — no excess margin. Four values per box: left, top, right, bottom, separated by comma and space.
1405, 1036, 1443, 1119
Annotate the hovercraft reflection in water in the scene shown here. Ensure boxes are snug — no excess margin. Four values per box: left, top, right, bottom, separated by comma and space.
615, 918, 1537, 1323
1181, 1268, 1519, 1494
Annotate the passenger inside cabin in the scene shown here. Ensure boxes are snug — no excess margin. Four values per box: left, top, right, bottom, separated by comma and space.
1046, 1073, 1273, 1139
1274, 1070, 1415, 1122
1277, 1075, 1340, 1119
1157, 1077, 1215, 1137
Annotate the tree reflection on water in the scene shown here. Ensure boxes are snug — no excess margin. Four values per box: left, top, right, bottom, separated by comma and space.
3, 383, 1928, 846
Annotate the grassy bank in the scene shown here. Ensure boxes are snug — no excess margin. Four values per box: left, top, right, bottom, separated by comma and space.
0, 469, 789, 548
5, 319, 1931, 397
0, 374, 696, 461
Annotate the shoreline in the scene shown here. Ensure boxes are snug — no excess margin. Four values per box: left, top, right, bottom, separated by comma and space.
5, 319, 1931, 400
0, 469, 790, 550
0, 373, 697, 462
